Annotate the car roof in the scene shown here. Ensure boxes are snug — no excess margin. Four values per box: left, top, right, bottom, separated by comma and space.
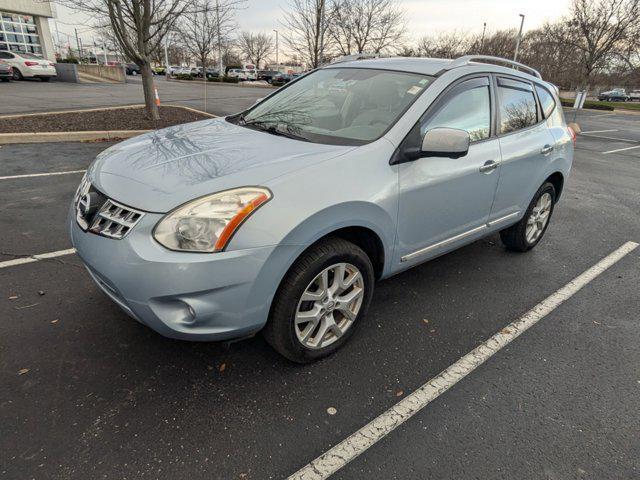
327, 57, 451, 76
324, 56, 544, 84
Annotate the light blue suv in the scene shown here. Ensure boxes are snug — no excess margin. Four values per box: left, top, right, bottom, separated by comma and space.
70, 55, 574, 362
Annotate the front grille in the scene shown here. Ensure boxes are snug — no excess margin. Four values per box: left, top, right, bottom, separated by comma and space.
89, 199, 144, 239
74, 177, 144, 240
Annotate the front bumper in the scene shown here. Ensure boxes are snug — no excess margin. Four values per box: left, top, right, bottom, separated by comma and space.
69, 206, 296, 341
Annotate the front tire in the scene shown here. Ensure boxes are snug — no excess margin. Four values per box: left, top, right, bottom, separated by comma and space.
12, 68, 23, 80
500, 182, 556, 252
264, 237, 375, 363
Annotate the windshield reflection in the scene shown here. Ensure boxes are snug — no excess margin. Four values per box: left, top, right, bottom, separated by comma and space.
233, 68, 433, 145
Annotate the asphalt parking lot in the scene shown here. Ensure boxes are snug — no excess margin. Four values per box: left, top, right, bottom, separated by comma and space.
1, 109, 639, 479
0, 76, 267, 117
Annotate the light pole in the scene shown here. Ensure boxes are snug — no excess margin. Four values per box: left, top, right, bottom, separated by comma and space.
273, 29, 279, 70
164, 34, 170, 80
513, 14, 525, 62
480, 22, 486, 53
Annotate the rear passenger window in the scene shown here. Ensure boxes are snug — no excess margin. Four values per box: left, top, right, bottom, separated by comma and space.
422, 86, 491, 142
535, 85, 556, 118
497, 79, 538, 134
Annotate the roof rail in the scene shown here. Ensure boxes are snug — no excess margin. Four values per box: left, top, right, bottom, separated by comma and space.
437, 55, 542, 79
330, 53, 382, 64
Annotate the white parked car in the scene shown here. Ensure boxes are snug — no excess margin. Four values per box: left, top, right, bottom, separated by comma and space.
227, 68, 248, 80
0, 51, 56, 81
629, 90, 640, 102
175, 66, 193, 76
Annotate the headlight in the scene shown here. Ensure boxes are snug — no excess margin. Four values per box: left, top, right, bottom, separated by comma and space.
153, 187, 271, 252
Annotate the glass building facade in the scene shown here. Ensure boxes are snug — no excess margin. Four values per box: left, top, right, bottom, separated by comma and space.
0, 11, 42, 54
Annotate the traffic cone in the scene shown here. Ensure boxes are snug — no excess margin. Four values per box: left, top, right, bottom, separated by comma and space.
154, 85, 161, 107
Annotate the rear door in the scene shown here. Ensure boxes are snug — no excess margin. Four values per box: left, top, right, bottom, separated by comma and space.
489, 76, 557, 221
396, 75, 502, 264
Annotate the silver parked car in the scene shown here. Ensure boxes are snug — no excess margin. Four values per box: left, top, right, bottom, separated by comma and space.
70, 55, 575, 362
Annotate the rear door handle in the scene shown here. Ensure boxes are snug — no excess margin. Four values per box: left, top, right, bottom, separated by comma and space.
479, 160, 498, 174
541, 145, 554, 155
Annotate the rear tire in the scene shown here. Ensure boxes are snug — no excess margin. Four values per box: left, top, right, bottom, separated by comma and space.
41, 76, 50, 82
264, 237, 375, 363
500, 182, 556, 252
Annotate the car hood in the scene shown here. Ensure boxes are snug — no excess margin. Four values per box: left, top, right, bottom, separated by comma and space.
89, 117, 354, 212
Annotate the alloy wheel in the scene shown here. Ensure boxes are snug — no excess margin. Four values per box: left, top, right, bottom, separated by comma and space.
294, 263, 365, 349
526, 192, 552, 244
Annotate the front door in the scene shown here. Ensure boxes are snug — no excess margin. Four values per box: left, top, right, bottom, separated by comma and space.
396, 76, 501, 265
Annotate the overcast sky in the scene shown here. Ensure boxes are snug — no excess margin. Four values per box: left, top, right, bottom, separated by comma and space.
52, 0, 571, 55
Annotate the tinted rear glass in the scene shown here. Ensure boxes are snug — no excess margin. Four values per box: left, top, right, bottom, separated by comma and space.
498, 83, 538, 134
535, 85, 556, 118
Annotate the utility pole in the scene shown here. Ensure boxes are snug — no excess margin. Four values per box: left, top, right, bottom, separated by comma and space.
103, 43, 108, 65
215, 0, 223, 75
480, 22, 486, 53
74, 27, 82, 61
513, 14, 525, 62
164, 34, 170, 80
318, 0, 326, 67
273, 29, 279, 70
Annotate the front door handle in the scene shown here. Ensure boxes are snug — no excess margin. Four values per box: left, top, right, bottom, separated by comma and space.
541, 144, 554, 155
479, 160, 498, 174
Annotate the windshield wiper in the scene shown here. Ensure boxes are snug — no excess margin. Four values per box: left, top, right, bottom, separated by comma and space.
243, 120, 309, 142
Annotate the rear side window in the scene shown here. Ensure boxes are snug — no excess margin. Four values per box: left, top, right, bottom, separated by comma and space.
497, 78, 538, 134
535, 85, 556, 118
422, 86, 491, 142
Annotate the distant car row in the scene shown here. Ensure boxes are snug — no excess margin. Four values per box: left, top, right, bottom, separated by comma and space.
0, 51, 56, 81
164, 64, 303, 83
598, 88, 640, 102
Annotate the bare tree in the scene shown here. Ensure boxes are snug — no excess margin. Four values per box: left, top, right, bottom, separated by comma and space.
179, 0, 219, 71
211, 0, 245, 73
60, 0, 191, 120
559, 0, 640, 85
237, 31, 274, 68
417, 31, 471, 58
328, 0, 406, 55
281, 0, 331, 68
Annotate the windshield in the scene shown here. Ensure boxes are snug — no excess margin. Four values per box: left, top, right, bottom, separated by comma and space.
233, 68, 433, 145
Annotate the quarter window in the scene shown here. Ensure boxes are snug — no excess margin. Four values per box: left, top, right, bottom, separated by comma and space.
535, 85, 556, 118
422, 86, 491, 142
498, 81, 538, 134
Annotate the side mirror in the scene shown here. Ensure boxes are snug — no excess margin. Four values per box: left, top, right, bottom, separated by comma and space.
421, 127, 470, 158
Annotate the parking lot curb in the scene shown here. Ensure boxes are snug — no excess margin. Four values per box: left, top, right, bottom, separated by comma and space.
614, 108, 640, 115
0, 104, 215, 120
0, 130, 150, 144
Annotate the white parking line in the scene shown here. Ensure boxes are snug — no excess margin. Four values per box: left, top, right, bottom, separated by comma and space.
288, 241, 639, 480
0, 169, 86, 181
602, 145, 640, 155
580, 133, 638, 143
0, 248, 76, 269
580, 129, 618, 134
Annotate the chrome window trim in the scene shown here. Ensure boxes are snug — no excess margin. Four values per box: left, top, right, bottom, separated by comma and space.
400, 211, 520, 262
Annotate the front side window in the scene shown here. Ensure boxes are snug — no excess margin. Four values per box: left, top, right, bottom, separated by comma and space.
421, 86, 491, 142
233, 68, 433, 145
498, 80, 538, 134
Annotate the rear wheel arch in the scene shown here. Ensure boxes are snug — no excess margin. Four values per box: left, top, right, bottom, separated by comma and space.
545, 172, 564, 202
